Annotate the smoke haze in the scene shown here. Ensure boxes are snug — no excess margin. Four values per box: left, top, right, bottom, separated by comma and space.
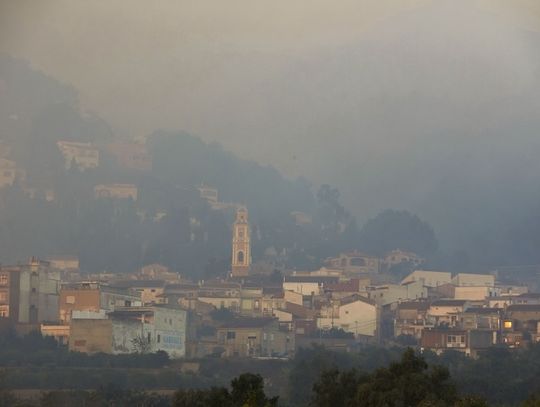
2, 0, 540, 252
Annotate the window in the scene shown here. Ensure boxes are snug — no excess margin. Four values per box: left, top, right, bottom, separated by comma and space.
504, 321, 513, 329
0, 275, 7, 286
237, 251, 244, 263
66, 295, 75, 304
0, 304, 8, 315
0, 292, 6, 302
227, 331, 236, 340
147, 332, 151, 342
447, 335, 465, 344
157, 334, 161, 343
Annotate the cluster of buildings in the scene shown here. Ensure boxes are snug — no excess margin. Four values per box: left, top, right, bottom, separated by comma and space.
0, 139, 152, 203
0, 257, 187, 358
1, 207, 540, 360
56, 140, 152, 173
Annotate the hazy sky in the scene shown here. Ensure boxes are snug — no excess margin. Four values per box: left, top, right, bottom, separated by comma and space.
2, 0, 540, 247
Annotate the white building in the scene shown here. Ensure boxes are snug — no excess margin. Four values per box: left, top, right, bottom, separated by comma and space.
454, 286, 500, 301
57, 140, 99, 170
451, 273, 495, 287
70, 305, 187, 358
401, 270, 452, 288
317, 294, 378, 337
367, 280, 427, 306
283, 276, 338, 296
0, 258, 60, 323
428, 300, 469, 327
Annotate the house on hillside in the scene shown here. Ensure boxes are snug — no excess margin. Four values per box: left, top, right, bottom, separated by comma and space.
58, 282, 141, 324
216, 317, 293, 358
427, 300, 469, 327
401, 270, 452, 288
421, 328, 494, 357
69, 305, 187, 357
94, 183, 138, 200
451, 273, 495, 287
394, 301, 431, 339
317, 294, 378, 338
0, 258, 60, 324
383, 250, 424, 270
57, 141, 99, 170
324, 251, 380, 274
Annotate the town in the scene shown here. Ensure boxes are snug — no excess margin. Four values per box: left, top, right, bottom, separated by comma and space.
4, 3, 540, 403
1, 202, 538, 361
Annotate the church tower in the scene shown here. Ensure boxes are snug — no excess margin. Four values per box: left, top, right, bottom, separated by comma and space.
231, 207, 251, 277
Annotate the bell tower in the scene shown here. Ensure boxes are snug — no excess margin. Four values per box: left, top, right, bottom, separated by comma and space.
231, 207, 251, 277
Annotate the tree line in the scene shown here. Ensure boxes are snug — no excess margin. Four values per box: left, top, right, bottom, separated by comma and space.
8, 348, 540, 406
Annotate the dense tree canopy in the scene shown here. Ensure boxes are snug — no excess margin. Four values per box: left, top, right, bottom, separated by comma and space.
174, 373, 277, 407
358, 209, 438, 257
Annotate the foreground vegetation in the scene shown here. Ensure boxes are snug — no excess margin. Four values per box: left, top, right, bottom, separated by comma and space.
5, 332, 540, 405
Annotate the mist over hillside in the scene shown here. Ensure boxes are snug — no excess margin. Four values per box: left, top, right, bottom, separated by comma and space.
2, 1, 540, 272
203, 2, 540, 252
6, 3, 540, 405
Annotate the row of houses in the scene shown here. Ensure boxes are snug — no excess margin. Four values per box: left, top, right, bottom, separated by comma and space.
0, 259, 187, 358
4, 256, 540, 360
